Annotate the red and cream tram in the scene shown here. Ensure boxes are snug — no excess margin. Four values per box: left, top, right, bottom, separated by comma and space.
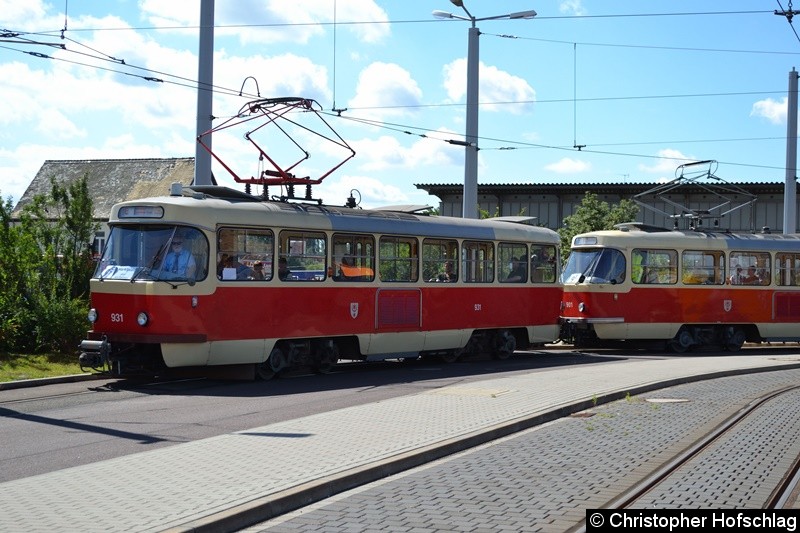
560, 223, 800, 351
79, 185, 561, 379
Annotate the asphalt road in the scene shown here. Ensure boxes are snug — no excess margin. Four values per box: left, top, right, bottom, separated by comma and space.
0, 349, 625, 482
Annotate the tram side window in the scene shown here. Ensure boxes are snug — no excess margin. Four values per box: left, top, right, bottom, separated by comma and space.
530, 244, 557, 283
729, 251, 770, 286
499, 242, 528, 283
462, 241, 494, 283
682, 250, 725, 285
332, 233, 375, 281
379, 236, 418, 282
632, 249, 677, 285
217, 228, 274, 281
423, 239, 458, 282
279, 231, 327, 281
776, 253, 800, 286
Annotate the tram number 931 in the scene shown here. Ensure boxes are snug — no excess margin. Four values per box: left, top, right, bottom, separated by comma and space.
110, 313, 124, 323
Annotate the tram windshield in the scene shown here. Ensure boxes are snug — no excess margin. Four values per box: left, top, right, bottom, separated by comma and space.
94, 225, 209, 283
561, 248, 626, 285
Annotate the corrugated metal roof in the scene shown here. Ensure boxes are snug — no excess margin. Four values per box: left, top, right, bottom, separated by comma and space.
416, 181, 786, 195
12, 157, 196, 219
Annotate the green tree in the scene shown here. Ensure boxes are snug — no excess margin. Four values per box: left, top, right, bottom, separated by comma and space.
0, 195, 30, 351
1, 174, 98, 352
558, 192, 639, 259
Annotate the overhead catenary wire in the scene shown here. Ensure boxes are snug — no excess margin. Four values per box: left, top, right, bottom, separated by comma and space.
1, 6, 797, 178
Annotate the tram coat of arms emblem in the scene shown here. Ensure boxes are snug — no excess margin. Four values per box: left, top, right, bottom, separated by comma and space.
350, 302, 359, 319
723, 299, 732, 312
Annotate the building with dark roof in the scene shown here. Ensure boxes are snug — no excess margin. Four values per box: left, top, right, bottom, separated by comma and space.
12, 157, 796, 236
12, 157, 196, 253
12, 157, 196, 219
416, 181, 796, 233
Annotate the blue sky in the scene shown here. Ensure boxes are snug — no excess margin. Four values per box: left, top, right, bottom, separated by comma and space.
1, 0, 799, 209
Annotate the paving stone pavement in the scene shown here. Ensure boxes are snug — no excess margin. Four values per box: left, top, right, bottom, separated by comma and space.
0, 354, 799, 532
248, 369, 800, 532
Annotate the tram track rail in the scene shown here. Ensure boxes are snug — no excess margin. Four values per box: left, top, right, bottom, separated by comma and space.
572, 384, 800, 532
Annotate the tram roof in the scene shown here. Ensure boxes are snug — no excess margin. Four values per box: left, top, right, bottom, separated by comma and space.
110, 187, 560, 244
573, 224, 800, 252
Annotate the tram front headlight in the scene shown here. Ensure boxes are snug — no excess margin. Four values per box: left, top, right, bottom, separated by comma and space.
87, 308, 98, 324
578, 302, 586, 313
137, 312, 149, 327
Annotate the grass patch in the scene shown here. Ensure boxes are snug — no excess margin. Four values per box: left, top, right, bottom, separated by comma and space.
0, 352, 86, 382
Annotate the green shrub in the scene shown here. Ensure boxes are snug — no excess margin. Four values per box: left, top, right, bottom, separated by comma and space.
31, 296, 89, 353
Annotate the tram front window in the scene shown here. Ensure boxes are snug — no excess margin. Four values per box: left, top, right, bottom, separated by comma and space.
95, 225, 209, 282
561, 248, 625, 285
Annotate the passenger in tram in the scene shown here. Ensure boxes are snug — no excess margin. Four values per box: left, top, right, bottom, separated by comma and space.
337, 255, 355, 279
682, 268, 706, 284
504, 257, 527, 283
742, 266, 761, 285
336, 255, 375, 281
216, 253, 229, 278
250, 261, 265, 280
531, 249, 556, 282
162, 236, 196, 277
222, 255, 251, 280
729, 266, 743, 285
436, 260, 457, 282
278, 257, 291, 281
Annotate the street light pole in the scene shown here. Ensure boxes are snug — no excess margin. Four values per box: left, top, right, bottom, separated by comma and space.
434, 2, 536, 219
464, 23, 479, 219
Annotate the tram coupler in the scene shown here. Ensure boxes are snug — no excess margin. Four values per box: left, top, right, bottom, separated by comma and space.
79, 337, 110, 372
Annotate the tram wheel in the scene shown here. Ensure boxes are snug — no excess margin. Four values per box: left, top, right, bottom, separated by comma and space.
492, 331, 516, 360
315, 345, 338, 374
668, 329, 693, 353
268, 346, 287, 373
255, 361, 275, 381
440, 350, 460, 363
725, 328, 746, 352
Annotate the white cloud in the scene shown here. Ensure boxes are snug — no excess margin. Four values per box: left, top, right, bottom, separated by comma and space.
140, 0, 390, 45
0, 0, 50, 28
312, 172, 438, 210
545, 158, 591, 174
350, 132, 460, 171
348, 62, 423, 119
559, 1, 587, 16
638, 149, 695, 175
214, 51, 331, 102
751, 97, 786, 125
442, 58, 535, 113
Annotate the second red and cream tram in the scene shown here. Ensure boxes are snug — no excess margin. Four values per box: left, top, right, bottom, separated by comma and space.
560, 223, 800, 351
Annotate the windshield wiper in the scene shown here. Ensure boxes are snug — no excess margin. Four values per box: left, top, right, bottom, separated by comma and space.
578, 251, 602, 284
131, 242, 167, 283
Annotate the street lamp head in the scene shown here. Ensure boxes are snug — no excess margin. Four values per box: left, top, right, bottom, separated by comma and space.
433, 9, 470, 21
450, 0, 464, 7
508, 10, 537, 19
